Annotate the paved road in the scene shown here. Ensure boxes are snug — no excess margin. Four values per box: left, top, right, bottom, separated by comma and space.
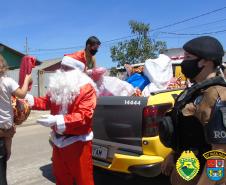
7, 125, 53, 185
7, 111, 171, 185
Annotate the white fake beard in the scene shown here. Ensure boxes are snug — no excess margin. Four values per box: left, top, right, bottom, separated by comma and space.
47, 70, 81, 114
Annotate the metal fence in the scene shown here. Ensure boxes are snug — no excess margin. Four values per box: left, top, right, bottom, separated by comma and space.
7, 69, 40, 97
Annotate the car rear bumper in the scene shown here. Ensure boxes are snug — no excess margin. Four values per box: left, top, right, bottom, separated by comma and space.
128, 162, 162, 177
93, 154, 164, 177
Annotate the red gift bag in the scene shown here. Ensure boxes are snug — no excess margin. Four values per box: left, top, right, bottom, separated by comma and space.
19, 56, 36, 91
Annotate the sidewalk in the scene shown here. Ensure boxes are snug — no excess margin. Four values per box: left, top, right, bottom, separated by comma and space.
19, 110, 50, 127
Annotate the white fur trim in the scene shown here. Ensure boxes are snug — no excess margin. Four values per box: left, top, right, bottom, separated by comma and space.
61, 56, 85, 71
76, 69, 97, 90
55, 115, 65, 134
65, 68, 98, 95
50, 131, 93, 148
25, 94, 34, 107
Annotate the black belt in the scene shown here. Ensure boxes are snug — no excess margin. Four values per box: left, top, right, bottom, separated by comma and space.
55, 133, 79, 139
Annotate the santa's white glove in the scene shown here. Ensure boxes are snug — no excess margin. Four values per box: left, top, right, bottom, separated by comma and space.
25, 94, 34, 107
37, 115, 57, 127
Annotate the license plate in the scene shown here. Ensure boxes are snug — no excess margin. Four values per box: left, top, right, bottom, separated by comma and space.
92, 145, 108, 160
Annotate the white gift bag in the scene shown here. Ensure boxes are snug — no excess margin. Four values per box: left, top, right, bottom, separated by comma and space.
143, 54, 173, 95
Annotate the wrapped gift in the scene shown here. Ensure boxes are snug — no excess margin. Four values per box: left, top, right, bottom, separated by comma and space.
133, 88, 142, 97
126, 73, 150, 91
11, 96, 31, 125
124, 64, 144, 76
167, 76, 187, 90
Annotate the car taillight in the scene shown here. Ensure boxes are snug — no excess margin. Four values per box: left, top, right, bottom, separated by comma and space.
142, 103, 172, 137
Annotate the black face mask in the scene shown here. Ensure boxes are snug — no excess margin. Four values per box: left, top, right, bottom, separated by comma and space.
181, 58, 203, 79
89, 49, 98, 56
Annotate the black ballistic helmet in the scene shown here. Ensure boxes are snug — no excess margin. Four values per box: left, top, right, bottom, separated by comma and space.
183, 36, 224, 66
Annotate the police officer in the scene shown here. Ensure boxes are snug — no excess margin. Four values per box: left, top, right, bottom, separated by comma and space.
161, 36, 226, 185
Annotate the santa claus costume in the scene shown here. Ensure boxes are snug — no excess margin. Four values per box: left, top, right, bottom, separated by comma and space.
26, 56, 97, 185
65, 49, 96, 71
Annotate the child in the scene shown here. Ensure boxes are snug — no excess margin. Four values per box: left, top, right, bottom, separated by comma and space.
0, 54, 32, 185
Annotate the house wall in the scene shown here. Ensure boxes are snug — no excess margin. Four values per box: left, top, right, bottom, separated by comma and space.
38, 71, 55, 96
0, 47, 23, 69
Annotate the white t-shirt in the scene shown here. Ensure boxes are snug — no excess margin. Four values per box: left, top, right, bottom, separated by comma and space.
0, 76, 19, 129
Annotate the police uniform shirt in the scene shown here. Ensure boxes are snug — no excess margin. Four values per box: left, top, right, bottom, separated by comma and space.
180, 85, 226, 185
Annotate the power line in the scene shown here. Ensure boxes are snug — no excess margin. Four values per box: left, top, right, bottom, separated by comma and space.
152, 6, 226, 31
29, 45, 83, 52
29, 6, 226, 53
159, 29, 226, 36
30, 51, 70, 56
96, 6, 226, 44
29, 36, 135, 53
164, 18, 226, 32
29, 41, 116, 54
30, 29, 226, 55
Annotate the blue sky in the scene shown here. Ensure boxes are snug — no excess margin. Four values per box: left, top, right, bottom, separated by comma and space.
1, 0, 226, 68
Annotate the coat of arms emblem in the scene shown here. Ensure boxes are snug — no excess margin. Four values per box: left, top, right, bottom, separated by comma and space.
176, 151, 200, 181
203, 150, 226, 181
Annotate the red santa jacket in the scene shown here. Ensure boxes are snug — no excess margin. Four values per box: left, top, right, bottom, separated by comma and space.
32, 83, 96, 136
66, 50, 87, 67
65, 50, 95, 70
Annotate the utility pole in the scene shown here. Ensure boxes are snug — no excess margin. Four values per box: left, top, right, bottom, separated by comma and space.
25, 37, 29, 55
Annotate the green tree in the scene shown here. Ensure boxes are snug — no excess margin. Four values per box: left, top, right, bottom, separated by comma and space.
110, 20, 167, 66
109, 67, 118, 76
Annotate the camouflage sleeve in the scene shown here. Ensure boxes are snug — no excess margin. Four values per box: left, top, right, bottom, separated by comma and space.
194, 86, 219, 124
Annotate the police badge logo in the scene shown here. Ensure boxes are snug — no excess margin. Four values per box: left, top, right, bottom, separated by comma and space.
203, 150, 226, 181
176, 151, 200, 181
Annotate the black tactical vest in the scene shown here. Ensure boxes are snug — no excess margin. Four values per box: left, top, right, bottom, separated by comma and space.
204, 99, 226, 144
159, 76, 226, 169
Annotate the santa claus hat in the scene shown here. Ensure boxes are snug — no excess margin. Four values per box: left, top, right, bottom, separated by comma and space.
61, 55, 85, 71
